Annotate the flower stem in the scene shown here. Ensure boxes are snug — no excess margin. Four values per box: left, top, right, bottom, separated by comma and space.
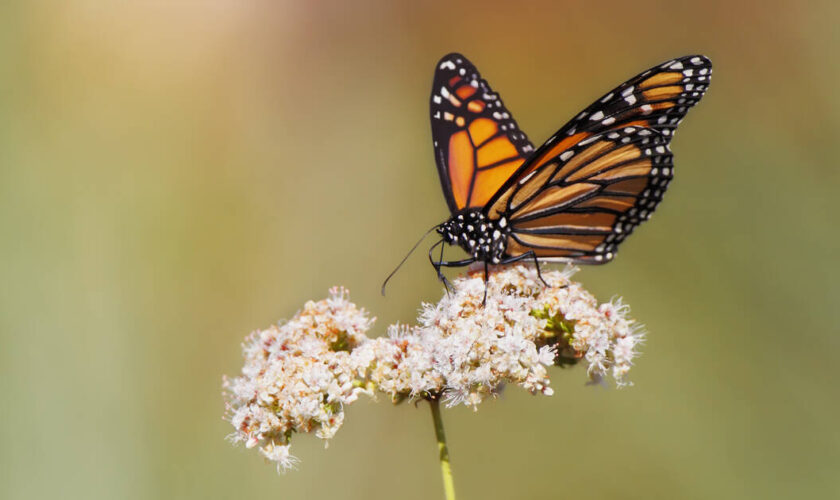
429, 398, 456, 500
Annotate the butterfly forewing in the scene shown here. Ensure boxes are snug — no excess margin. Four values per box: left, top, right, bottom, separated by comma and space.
485, 54, 712, 219
431, 53, 535, 213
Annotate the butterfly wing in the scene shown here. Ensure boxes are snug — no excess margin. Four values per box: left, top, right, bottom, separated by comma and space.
491, 55, 713, 264
486, 55, 712, 219
500, 126, 676, 263
431, 53, 535, 214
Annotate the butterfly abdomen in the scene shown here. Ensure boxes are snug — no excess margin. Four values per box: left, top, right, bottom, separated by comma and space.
438, 209, 510, 264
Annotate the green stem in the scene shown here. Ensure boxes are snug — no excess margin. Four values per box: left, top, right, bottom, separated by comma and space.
429, 398, 456, 500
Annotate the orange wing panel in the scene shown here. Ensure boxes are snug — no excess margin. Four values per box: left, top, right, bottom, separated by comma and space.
471, 159, 525, 208
447, 131, 475, 209
476, 136, 519, 168
468, 118, 498, 145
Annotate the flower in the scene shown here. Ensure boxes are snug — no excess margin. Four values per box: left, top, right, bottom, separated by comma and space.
223, 265, 645, 471
222, 287, 375, 471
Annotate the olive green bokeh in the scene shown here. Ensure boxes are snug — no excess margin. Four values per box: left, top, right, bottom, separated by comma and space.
1, 2, 838, 499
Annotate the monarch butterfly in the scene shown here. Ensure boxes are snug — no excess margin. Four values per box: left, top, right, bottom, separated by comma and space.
383, 53, 712, 297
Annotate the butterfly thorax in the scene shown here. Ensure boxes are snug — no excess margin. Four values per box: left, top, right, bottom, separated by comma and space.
438, 209, 510, 264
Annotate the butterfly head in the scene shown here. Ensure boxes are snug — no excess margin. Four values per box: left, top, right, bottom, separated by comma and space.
438, 209, 509, 264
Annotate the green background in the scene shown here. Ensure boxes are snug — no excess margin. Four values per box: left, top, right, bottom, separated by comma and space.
2, 1, 838, 499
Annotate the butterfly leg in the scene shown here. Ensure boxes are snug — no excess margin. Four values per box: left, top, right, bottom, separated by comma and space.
500, 252, 550, 288
483, 260, 489, 305
436, 256, 476, 295
437, 239, 454, 294
436, 257, 477, 268
428, 240, 451, 292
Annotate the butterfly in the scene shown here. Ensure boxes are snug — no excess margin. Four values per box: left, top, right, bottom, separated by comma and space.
383, 53, 712, 296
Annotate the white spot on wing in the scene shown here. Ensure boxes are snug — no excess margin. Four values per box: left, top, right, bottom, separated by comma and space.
579, 135, 599, 146
520, 170, 537, 184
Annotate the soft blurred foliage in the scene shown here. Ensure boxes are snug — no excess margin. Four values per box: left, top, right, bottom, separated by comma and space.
1, 1, 838, 499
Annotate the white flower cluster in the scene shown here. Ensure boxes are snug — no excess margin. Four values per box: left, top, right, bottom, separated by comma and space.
223, 265, 644, 471
222, 287, 375, 471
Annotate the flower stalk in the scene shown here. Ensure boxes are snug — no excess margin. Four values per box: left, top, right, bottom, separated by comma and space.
429, 397, 456, 500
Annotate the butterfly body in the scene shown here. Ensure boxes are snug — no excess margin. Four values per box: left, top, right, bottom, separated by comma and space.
437, 209, 510, 264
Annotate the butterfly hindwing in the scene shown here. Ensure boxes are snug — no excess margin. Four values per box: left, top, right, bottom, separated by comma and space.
502, 126, 675, 263
431, 53, 535, 213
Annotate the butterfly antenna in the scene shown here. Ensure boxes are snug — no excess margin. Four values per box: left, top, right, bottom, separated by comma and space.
381, 224, 442, 296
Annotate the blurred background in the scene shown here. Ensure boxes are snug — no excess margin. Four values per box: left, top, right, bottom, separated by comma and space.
1, 1, 838, 499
